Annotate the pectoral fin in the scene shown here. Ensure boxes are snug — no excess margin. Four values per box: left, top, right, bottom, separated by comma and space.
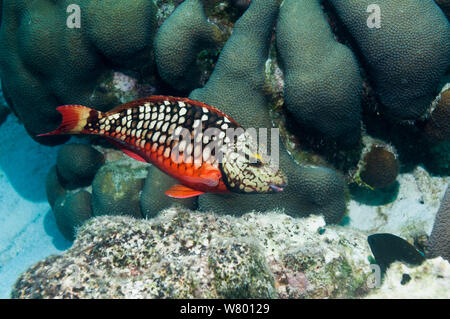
165, 184, 205, 198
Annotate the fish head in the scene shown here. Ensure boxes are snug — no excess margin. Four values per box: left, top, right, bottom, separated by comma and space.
219, 133, 287, 194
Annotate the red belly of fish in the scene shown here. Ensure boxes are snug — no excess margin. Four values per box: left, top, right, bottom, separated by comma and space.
148, 145, 229, 194
94, 128, 230, 194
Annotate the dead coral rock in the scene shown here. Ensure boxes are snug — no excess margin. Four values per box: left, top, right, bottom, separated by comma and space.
11, 209, 373, 299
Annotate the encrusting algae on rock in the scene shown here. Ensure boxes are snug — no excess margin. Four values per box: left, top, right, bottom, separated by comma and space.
11, 208, 374, 299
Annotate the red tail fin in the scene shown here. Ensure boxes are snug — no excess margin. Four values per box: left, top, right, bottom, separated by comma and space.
37, 105, 95, 137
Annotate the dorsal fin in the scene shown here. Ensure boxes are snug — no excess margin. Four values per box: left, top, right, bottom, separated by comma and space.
105, 96, 241, 127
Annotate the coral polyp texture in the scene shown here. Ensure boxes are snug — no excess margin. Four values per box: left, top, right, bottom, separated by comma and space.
276, 0, 362, 145
154, 0, 224, 92
1, 0, 449, 300
0, 0, 157, 145
56, 143, 105, 188
53, 190, 92, 241
328, 0, 450, 121
45, 166, 67, 209
365, 257, 450, 299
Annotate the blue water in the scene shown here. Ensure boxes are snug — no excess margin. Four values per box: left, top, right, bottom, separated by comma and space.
0, 115, 71, 298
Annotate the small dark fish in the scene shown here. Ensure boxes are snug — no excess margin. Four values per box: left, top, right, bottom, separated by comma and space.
368, 233, 425, 274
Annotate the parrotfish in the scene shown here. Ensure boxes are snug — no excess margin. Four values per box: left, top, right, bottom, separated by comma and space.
39, 96, 287, 198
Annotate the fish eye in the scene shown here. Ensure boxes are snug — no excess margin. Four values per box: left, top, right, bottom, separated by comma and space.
249, 158, 263, 167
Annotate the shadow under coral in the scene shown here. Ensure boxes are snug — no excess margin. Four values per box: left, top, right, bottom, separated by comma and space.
43, 209, 72, 251
0, 115, 59, 202
349, 182, 400, 206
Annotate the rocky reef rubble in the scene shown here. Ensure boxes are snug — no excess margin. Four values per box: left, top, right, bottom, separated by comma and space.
12, 208, 375, 299
365, 257, 450, 299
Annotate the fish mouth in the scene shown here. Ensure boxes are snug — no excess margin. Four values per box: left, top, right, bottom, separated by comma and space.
269, 183, 287, 192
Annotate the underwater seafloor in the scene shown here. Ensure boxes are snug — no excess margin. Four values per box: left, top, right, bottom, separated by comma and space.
0, 115, 71, 298
0, 0, 449, 298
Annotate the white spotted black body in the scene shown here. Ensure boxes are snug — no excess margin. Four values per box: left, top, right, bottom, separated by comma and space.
39, 96, 287, 198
